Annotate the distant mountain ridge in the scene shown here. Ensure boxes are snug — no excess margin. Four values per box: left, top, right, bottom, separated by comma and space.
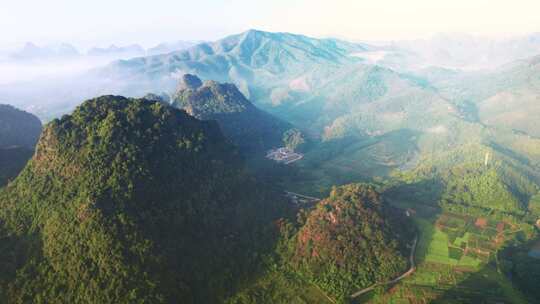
87, 44, 146, 57
4, 29, 540, 149
390, 32, 540, 70
147, 40, 201, 56
93, 30, 447, 135
5, 40, 198, 61
8, 42, 80, 61
430, 54, 540, 137
99, 29, 371, 88
0, 30, 482, 140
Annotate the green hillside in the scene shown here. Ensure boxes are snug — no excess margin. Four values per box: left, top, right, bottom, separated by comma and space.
228, 184, 414, 303
1, 29, 540, 303
0, 96, 287, 303
172, 74, 292, 154
88, 30, 454, 137
432, 55, 540, 137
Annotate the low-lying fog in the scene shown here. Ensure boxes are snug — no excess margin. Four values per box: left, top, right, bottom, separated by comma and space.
0, 57, 118, 85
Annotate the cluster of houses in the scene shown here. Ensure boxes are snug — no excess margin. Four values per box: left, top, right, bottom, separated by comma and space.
266, 147, 303, 164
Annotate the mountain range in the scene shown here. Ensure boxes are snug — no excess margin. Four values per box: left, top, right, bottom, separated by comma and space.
7, 42, 80, 61
388, 32, 540, 70
2, 28, 540, 303
3, 30, 540, 175
431, 55, 540, 137
13, 31, 535, 130
3, 40, 200, 62
4, 30, 540, 136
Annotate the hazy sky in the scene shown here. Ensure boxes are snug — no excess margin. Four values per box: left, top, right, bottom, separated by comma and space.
1, 0, 540, 49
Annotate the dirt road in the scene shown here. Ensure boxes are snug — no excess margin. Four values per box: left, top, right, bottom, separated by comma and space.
350, 235, 418, 299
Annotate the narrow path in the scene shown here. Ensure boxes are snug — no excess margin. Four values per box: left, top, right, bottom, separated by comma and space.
350, 235, 418, 299
284, 191, 321, 202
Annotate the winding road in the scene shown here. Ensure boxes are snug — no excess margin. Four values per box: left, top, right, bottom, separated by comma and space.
350, 234, 418, 299
284, 191, 321, 202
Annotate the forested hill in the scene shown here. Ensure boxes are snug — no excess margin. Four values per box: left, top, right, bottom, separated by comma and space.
0, 95, 288, 303
172, 74, 292, 154
0, 104, 42, 186
268, 184, 414, 302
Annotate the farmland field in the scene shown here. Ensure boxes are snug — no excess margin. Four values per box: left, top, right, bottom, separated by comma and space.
365, 205, 530, 303
416, 217, 483, 268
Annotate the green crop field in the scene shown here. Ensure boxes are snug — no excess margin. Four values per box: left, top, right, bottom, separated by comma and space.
415, 218, 483, 268
453, 232, 471, 247
367, 211, 529, 304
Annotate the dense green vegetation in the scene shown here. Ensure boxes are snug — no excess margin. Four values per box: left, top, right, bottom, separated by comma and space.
226, 268, 334, 304
528, 194, 540, 216
386, 143, 540, 216
172, 74, 291, 154
361, 144, 540, 303
275, 184, 413, 303
368, 186, 536, 303
0, 96, 288, 303
0, 97, 419, 304
266, 137, 540, 302
3, 30, 540, 303
226, 184, 417, 304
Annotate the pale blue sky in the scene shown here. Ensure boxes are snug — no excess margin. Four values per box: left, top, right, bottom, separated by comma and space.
1, 0, 540, 49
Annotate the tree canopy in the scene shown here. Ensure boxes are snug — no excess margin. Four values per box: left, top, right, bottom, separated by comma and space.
0, 95, 287, 303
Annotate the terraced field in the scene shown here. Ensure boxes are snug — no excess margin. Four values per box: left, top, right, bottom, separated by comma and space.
365, 208, 530, 303
416, 218, 482, 268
